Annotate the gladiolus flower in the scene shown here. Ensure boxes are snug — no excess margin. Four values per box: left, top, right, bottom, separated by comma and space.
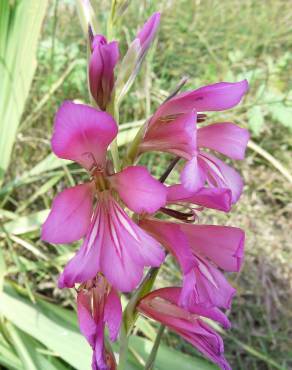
41, 101, 166, 292
138, 287, 231, 370
140, 218, 244, 309
139, 80, 249, 202
89, 35, 119, 110
77, 276, 121, 370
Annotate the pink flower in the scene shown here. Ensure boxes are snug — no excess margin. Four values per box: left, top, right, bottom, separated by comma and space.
138, 287, 231, 370
41, 101, 166, 292
140, 218, 244, 309
77, 276, 121, 370
139, 80, 249, 202
89, 35, 119, 110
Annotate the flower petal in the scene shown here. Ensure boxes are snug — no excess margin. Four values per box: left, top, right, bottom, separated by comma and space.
140, 218, 194, 274
92, 322, 107, 369
100, 195, 165, 291
154, 80, 248, 118
138, 288, 231, 370
199, 152, 243, 203
59, 193, 164, 291
140, 111, 197, 159
58, 206, 104, 288
180, 224, 245, 272
52, 101, 118, 169
197, 122, 249, 160
167, 184, 232, 212
109, 166, 167, 214
181, 257, 236, 310
180, 156, 206, 192
141, 219, 236, 309
140, 287, 230, 329
104, 288, 122, 342
77, 290, 97, 348
41, 183, 94, 244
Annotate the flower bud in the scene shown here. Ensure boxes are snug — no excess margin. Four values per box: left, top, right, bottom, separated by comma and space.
89, 35, 119, 110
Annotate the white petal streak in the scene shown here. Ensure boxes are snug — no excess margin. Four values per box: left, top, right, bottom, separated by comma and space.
114, 205, 140, 242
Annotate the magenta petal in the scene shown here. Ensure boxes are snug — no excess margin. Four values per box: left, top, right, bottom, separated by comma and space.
141, 219, 235, 309
138, 288, 231, 370
140, 218, 194, 274
181, 257, 236, 310
184, 80, 249, 111
41, 183, 94, 244
167, 185, 232, 212
100, 196, 165, 291
140, 111, 197, 159
89, 36, 119, 110
59, 194, 164, 291
186, 304, 231, 330
180, 157, 206, 192
197, 122, 250, 160
181, 320, 231, 370
109, 166, 167, 214
104, 288, 122, 341
199, 152, 243, 203
58, 207, 104, 288
52, 101, 118, 169
181, 224, 245, 272
77, 290, 97, 348
93, 322, 107, 370
155, 80, 248, 118
137, 12, 161, 56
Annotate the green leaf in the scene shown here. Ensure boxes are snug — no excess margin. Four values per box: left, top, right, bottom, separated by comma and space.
248, 106, 265, 136
0, 0, 49, 185
0, 321, 69, 370
0, 248, 6, 291
269, 104, 292, 130
129, 335, 217, 370
0, 285, 91, 369
2, 210, 49, 236
0, 330, 22, 370
5, 322, 39, 370
26, 154, 71, 178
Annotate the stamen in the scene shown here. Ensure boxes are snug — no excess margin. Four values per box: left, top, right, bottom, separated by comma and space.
88, 24, 94, 49
159, 207, 197, 223
159, 156, 180, 183
197, 113, 207, 123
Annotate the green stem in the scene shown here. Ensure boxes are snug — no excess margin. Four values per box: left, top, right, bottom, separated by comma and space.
107, 96, 121, 172
117, 324, 129, 370
125, 121, 148, 166
117, 267, 159, 370
144, 325, 165, 370
107, 0, 117, 39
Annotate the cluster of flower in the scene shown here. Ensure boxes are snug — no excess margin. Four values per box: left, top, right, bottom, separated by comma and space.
42, 12, 249, 370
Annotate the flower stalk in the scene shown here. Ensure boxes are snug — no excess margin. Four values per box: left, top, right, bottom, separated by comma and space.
144, 324, 165, 370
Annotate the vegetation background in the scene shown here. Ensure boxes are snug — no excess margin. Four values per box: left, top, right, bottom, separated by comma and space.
0, 0, 291, 369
